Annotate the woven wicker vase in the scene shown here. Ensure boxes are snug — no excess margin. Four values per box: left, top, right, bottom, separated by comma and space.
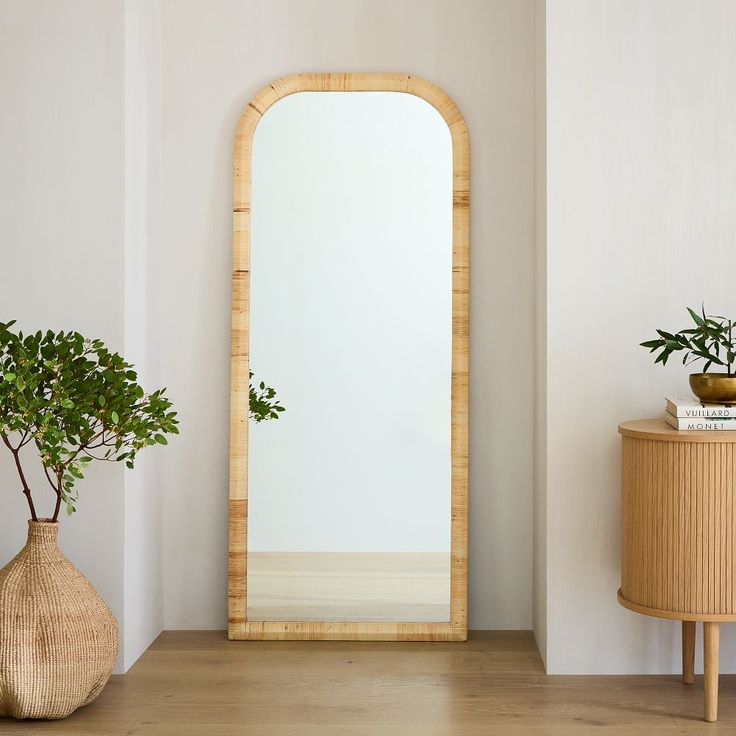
0, 520, 118, 720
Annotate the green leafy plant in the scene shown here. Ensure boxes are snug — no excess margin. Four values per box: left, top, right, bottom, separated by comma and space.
0, 320, 179, 521
641, 306, 736, 375
249, 371, 285, 423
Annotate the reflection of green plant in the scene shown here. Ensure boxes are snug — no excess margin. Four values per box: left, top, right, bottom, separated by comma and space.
249, 371, 285, 423
641, 306, 736, 375
0, 320, 178, 521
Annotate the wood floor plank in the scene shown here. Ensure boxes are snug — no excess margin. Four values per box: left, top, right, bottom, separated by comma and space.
1, 631, 733, 734
0, 721, 133, 735
126, 726, 681, 736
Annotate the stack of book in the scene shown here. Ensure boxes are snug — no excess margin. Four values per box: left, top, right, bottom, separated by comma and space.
665, 396, 736, 430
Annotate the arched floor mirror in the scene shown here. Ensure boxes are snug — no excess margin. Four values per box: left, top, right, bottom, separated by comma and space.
229, 73, 468, 641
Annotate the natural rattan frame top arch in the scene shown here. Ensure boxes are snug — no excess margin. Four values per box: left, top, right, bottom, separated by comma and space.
228, 73, 469, 641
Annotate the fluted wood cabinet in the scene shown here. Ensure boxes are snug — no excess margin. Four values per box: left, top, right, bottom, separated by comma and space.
618, 418, 736, 722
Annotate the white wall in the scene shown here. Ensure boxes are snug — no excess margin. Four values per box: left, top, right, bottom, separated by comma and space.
123, 0, 164, 671
533, 0, 548, 666
10, 0, 736, 676
543, 0, 736, 673
0, 0, 163, 674
0, 0, 126, 670
248, 92, 452, 554
0, 0, 536, 667
160, 0, 536, 629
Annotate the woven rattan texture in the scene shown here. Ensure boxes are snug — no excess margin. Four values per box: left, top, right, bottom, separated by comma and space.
0, 520, 118, 719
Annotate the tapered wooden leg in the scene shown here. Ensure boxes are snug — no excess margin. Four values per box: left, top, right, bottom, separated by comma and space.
682, 621, 695, 685
704, 622, 719, 722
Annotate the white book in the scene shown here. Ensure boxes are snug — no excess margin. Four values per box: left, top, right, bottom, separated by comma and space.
665, 411, 736, 431
665, 396, 736, 418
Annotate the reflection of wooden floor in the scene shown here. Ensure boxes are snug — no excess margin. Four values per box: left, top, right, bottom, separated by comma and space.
247, 552, 450, 622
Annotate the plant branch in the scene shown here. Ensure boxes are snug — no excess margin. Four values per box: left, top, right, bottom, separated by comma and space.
51, 469, 62, 523
2, 429, 28, 452
43, 463, 59, 492
64, 429, 105, 462
82, 449, 108, 462
1, 432, 38, 522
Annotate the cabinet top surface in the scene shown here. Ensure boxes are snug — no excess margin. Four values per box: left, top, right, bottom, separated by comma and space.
619, 418, 736, 443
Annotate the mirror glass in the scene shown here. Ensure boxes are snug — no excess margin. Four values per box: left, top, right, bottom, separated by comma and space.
247, 91, 453, 623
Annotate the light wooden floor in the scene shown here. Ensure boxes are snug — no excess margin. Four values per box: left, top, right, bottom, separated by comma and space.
247, 552, 450, 622
3, 631, 736, 735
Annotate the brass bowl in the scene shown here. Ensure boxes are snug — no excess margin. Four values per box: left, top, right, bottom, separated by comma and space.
689, 373, 736, 406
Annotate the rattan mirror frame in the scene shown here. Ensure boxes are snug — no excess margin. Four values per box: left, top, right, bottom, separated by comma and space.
229, 73, 469, 641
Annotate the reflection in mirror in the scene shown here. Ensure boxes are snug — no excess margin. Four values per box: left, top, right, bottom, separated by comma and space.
246, 91, 453, 623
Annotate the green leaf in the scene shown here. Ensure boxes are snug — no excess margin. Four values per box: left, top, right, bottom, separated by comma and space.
687, 307, 705, 326
98, 395, 106, 407
154, 434, 168, 445
110, 411, 119, 424
60, 399, 74, 409
3, 372, 16, 382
